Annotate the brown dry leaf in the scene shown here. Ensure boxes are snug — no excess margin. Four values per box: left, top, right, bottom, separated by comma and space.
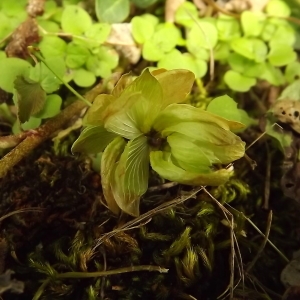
193, 0, 207, 11
219, 0, 269, 12
5, 18, 40, 59
106, 23, 141, 64
27, 0, 46, 17
165, 0, 185, 23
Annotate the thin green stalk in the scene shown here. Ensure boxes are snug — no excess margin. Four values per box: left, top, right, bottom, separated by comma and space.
32, 50, 92, 107
57, 265, 168, 278
33, 265, 168, 300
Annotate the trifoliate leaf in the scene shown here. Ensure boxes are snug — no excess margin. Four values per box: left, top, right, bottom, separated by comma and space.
21, 116, 41, 131
14, 76, 47, 123
84, 23, 111, 46
73, 69, 96, 87
230, 38, 268, 62
175, 2, 198, 28
33, 94, 62, 119
142, 23, 181, 61
241, 11, 265, 37
216, 14, 241, 41
131, 16, 155, 44
186, 21, 218, 55
61, 5, 92, 35
29, 57, 66, 93
65, 42, 90, 69
2, 0, 27, 17
101, 137, 126, 214
261, 22, 277, 42
207, 95, 256, 128
131, 0, 158, 8
157, 49, 207, 78
39, 36, 67, 58
269, 23, 296, 47
111, 135, 150, 216
0, 58, 32, 93
150, 151, 233, 186
265, 120, 293, 152
37, 20, 60, 33
285, 61, 300, 83
265, 0, 291, 17
268, 44, 296, 67
224, 70, 256, 92
278, 79, 300, 101
95, 0, 130, 24
259, 62, 285, 86
86, 47, 118, 78
71, 125, 117, 154
228, 53, 265, 77
214, 42, 231, 61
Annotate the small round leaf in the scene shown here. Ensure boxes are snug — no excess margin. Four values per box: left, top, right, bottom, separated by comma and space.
268, 44, 296, 66
224, 70, 256, 92
95, 0, 130, 24
61, 5, 92, 35
73, 69, 96, 87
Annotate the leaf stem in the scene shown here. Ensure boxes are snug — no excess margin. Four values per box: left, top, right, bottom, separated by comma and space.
32, 50, 92, 107
33, 265, 168, 300
57, 265, 168, 279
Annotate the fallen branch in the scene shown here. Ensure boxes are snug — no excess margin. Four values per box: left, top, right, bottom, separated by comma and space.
0, 84, 103, 179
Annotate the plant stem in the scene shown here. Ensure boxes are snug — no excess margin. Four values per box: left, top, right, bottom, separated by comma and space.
33, 51, 92, 107
57, 265, 168, 279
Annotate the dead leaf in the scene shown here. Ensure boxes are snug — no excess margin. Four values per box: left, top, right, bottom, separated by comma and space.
165, 0, 185, 23
27, 0, 46, 17
106, 23, 141, 64
5, 18, 40, 59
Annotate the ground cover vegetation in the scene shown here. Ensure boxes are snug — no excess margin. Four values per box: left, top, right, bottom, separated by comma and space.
1, 0, 300, 299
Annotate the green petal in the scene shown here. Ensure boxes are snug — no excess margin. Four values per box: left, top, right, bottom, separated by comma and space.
150, 151, 233, 186
71, 125, 117, 154
162, 121, 243, 145
153, 104, 244, 133
114, 68, 163, 119
104, 93, 144, 139
111, 72, 134, 98
152, 69, 195, 107
165, 123, 245, 164
111, 135, 150, 216
101, 137, 126, 214
84, 94, 115, 126
167, 133, 212, 173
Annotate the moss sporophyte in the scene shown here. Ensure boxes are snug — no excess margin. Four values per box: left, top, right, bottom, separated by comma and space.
72, 68, 246, 216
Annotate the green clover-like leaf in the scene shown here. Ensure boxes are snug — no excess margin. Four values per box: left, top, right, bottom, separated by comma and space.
206, 95, 256, 129
224, 70, 256, 92
61, 5, 92, 35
